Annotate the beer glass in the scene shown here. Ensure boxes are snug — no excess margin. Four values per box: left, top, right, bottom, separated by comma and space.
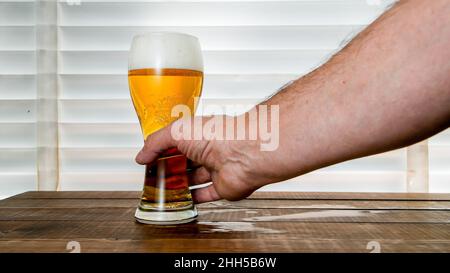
128, 32, 203, 224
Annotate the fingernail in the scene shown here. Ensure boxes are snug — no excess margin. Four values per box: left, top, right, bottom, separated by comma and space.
135, 149, 144, 163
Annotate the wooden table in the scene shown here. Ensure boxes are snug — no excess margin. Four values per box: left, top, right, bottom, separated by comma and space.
0, 191, 449, 253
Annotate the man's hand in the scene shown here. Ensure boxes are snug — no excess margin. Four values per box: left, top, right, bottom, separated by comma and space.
135, 115, 282, 203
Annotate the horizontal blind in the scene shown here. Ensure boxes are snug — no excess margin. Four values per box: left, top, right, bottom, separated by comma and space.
2, 0, 448, 197
0, 0, 37, 199
57, 0, 417, 193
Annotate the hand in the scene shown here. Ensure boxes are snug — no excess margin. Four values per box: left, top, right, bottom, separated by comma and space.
135, 114, 283, 203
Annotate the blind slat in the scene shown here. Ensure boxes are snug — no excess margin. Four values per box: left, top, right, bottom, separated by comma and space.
0, 148, 36, 172
0, 26, 35, 50
60, 25, 363, 51
60, 148, 141, 172
0, 3, 34, 26
262, 171, 406, 193
60, 50, 331, 74
0, 100, 35, 122
0, 123, 36, 147
0, 51, 36, 74
0, 75, 36, 99
60, 74, 298, 99
59, 1, 390, 26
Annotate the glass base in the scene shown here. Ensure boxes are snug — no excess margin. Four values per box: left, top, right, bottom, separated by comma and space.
134, 206, 198, 225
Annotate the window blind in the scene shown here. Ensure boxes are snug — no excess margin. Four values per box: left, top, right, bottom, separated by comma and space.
0, 0, 36, 199
0, 0, 449, 199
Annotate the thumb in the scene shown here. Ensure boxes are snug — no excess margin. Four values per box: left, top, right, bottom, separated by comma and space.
135, 125, 177, 165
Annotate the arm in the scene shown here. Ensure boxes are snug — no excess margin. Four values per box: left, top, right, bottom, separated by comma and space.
136, 0, 450, 202
263, 0, 450, 181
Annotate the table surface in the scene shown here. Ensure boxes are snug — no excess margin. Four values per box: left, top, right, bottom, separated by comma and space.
0, 191, 450, 253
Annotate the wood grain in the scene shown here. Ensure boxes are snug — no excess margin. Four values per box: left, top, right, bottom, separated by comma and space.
0, 208, 449, 223
0, 191, 449, 253
2, 198, 450, 210
1, 239, 449, 253
10, 191, 450, 201
1, 221, 449, 240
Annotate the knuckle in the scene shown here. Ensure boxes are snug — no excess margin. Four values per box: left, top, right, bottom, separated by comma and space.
142, 139, 153, 153
215, 169, 254, 201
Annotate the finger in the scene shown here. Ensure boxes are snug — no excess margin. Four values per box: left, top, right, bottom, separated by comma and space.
187, 159, 202, 170
188, 167, 212, 186
191, 184, 221, 204
135, 126, 176, 165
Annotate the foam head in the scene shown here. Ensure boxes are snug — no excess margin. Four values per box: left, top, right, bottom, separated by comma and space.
128, 32, 203, 72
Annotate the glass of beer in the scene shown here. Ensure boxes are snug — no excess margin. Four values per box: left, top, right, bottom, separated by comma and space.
128, 32, 203, 224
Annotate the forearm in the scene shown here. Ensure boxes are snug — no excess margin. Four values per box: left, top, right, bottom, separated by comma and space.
263, 0, 450, 182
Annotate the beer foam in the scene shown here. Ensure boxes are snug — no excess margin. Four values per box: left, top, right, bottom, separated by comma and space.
128, 32, 203, 72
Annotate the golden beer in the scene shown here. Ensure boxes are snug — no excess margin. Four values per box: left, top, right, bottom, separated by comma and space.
128, 68, 203, 138
128, 32, 204, 224
128, 68, 203, 211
